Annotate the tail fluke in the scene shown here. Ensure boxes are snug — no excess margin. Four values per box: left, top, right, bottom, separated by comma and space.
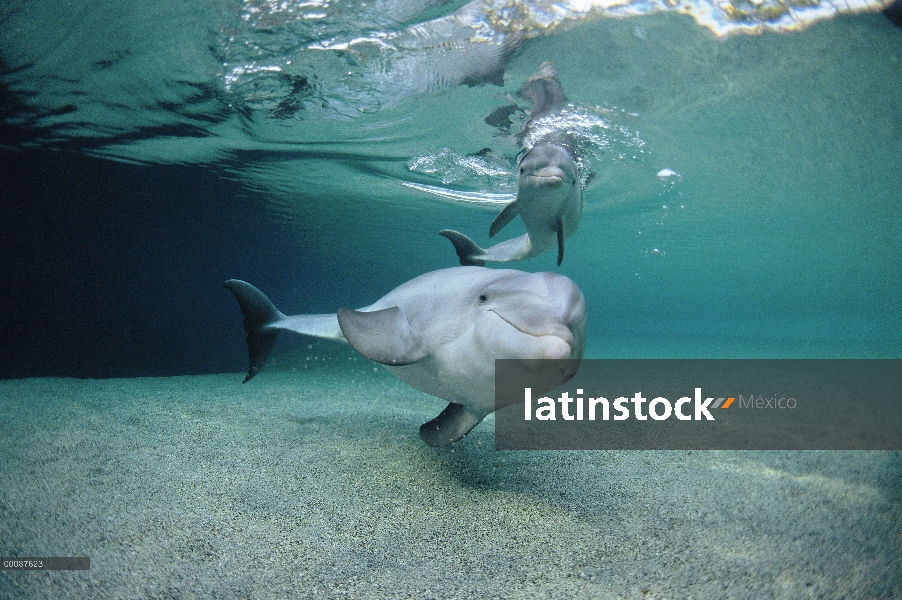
439, 230, 486, 267
223, 279, 285, 383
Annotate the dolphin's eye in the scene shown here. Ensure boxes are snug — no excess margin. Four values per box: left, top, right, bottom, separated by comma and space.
478, 294, 488, 303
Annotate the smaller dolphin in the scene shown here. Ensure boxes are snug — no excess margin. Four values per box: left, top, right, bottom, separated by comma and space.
441, 63, 582, 266
223, 267, 585, 446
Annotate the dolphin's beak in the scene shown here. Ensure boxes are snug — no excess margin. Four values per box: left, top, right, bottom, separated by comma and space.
524, 171, 565, 187
523, 165, 570, 188
539, 336, 572, 359
490, 308, 574, 358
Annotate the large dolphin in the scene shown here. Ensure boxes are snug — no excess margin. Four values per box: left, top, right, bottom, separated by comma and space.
224, 266, 586, 447
441, 63, 583, 266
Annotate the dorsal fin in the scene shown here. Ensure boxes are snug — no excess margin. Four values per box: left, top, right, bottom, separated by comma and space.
517, 62, 568, 147
518, 63, 567, 122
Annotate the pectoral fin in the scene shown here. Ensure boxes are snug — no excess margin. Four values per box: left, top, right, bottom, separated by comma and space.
489, 200, 521, 238
337, 306, 427, 366
419, 402, 486, 447
556, 216, 565, 266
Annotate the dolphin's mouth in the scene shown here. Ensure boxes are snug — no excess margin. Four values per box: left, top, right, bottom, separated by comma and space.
524, 173, 566, 187
490, 309, 574, 353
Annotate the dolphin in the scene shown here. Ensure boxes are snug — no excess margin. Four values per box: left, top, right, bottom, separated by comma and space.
223, 266, 585, 447
440, 63, 583, 266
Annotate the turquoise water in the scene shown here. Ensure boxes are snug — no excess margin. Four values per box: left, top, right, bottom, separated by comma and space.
7, 1, 900, 363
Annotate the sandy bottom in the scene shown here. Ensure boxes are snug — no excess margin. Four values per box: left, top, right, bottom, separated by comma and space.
1, 351, 900, 599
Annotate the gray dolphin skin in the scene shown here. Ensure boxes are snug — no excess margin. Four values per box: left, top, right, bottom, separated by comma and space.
441, 63, 583, 266
224, 267, 586, 447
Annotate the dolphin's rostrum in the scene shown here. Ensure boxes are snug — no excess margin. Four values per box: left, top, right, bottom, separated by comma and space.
224, 267, 586, 446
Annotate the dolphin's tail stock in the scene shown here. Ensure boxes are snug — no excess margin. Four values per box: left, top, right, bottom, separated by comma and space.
441, 229, 537, 266
223, 279, 344, 383
439, 230, 487, 266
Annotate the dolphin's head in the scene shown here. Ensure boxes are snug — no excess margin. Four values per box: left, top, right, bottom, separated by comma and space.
466, 270, 586, 409
473, 270, 586, 364
517, 143, 578, 192
382, 267, 586, 417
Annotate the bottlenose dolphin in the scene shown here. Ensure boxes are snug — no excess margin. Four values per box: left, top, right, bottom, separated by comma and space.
224, 267, 585, 446
441, 63, 582, 266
